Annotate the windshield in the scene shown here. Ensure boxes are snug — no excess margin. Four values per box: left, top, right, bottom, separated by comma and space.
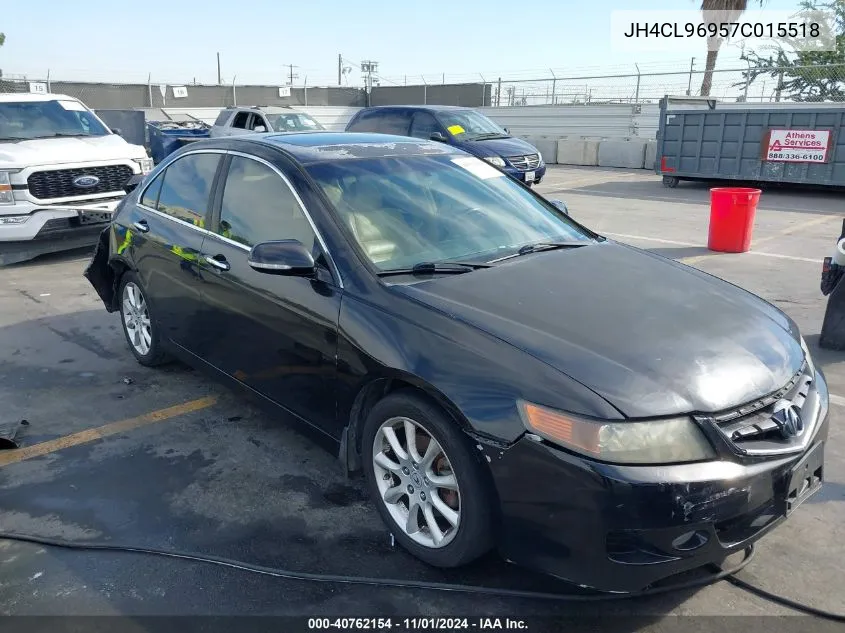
0, 100, 109, 140
307, 154, 594, 271
435, 110, 507, 140
266, 113, 324, 132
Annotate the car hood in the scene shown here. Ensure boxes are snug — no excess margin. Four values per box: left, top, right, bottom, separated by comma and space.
456, 136, 539, 159
0, 135, 146, 169
394, 242, 803, 418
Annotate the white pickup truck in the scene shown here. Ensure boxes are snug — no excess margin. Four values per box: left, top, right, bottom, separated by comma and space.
0, 93, 153, 265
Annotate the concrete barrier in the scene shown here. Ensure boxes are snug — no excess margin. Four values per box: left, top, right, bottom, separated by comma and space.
556, 140, 600, 166
598, 139, 647, 169
520, 137, 559, 164
644, 139, 657, 171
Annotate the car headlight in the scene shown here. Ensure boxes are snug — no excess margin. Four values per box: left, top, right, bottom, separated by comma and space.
537, 150, 543, 163
519, 400, 716, 464
133, 157, 154, 175
482, 156, 506, 168
0, 171, 14, 205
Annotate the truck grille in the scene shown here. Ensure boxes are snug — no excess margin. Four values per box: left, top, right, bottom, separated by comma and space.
506, 153, 541, 170
27, 165, 134, 200
696, 360, 813, 454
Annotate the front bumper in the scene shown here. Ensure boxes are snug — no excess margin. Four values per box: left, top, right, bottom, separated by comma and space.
0, 199, 122, 265
503, 163, 547, 184
484, 369, 829, 592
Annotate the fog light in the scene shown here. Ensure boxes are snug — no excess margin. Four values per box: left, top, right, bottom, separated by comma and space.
671, 530, 709, 552
0, 215, 28, 225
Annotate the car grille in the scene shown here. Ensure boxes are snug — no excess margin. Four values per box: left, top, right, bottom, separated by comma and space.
506, 153, 541, 170
27, 165, 134, 200
696, 360, 813, 454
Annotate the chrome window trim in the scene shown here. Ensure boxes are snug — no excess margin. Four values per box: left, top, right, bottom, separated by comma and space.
134, 147, 343, 289
224, 150, 343, 288
137, 148, 227, 205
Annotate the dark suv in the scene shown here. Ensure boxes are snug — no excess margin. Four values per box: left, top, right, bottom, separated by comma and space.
345, 105, 546, 186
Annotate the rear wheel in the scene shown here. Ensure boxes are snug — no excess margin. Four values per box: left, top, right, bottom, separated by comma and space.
118, 271, 169, 367
362, 390, 494, 567
662, 175, 680, 188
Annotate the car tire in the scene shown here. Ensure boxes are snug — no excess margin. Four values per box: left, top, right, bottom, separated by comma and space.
362, 389, 495, 568
118, 271, 169, 367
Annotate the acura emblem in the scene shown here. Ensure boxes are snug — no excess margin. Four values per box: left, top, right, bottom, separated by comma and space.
73, 175, 100, 188
771, 399, 803, 439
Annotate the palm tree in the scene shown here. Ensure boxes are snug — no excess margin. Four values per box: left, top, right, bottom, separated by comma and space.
0, 33, 5, 47
699, 0, 754, 96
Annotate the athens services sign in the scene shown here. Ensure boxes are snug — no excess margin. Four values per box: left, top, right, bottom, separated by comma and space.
762, 129, 833, 163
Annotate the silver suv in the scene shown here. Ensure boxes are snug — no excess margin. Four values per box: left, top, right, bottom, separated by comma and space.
210, 106, 325, 137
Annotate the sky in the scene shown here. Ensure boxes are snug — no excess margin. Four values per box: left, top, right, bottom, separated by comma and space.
0, 0, 806, 87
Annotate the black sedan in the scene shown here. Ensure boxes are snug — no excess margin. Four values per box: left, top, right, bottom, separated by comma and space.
85, 132, 828, 592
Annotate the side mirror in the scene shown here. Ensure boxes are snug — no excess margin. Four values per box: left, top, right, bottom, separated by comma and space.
253, 125, 267, 133
503, 127, 510, 134
549, 199, 569, 216
430, 132, 448, 142
248, 239, 315, 276
111, 127, 123, 136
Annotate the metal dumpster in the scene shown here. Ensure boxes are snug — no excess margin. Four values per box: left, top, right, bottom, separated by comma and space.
147, 120, 210, 164
655, 96, 845, 188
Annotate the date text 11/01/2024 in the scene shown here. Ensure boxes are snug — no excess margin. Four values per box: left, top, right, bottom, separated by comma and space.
308, 618, 528, 630
622, 21, 821, 39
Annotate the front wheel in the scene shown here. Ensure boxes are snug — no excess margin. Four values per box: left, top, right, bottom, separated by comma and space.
118, 271, 169, 367
362, 391, 494, 568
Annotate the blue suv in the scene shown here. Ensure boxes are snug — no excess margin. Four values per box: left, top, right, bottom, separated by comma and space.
345, 105, 546, 186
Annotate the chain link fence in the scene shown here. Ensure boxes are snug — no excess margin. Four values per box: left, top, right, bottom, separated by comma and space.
1, 62, 844, 108
487, 63, 845, 105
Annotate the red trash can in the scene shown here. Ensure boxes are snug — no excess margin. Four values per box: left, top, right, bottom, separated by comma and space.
707, 187, 761, 253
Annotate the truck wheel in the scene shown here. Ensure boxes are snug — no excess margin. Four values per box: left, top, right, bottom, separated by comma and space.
663, 175, 680, 188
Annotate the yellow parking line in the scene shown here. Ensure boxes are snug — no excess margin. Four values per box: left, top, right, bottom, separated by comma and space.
0, 396, 218, 468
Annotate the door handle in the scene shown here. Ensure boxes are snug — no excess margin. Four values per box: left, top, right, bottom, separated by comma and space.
132, 220, 150, 233
204, 254, 231, 271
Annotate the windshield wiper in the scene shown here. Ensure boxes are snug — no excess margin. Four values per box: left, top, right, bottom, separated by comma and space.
30, 133, 92, 139
490, 241, 592, 263
471, 132, 508, 141
376, 260, 494, 277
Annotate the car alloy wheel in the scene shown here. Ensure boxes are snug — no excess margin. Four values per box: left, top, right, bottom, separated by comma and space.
372, 416, 461, 549
122, 281, 152, 356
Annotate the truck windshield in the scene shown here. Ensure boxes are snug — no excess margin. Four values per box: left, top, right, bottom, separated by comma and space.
0, 100, 110, 141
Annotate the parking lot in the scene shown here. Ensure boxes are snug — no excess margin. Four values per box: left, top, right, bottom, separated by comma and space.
1, 165, 843, 626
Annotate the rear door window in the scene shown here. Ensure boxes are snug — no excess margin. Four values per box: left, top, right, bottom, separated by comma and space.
154, 153, 221, 227
140, 171, 164, 208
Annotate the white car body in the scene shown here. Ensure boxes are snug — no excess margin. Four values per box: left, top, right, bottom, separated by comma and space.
0, 93, 153, 264
209, 106, 325, 138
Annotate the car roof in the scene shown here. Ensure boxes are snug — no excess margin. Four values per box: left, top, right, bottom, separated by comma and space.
226, 105, 307, 114
358, 105, 471, 113
0, 93, 81, 103
197, 132, 460, 164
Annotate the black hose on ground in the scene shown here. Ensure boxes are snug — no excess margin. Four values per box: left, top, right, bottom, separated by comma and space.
0, 533, 842, 621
